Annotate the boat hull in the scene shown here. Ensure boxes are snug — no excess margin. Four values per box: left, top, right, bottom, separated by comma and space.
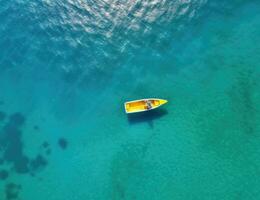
124, 98, 168, 114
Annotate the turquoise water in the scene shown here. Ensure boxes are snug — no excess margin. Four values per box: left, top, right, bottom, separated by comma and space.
0, 0, 260, 199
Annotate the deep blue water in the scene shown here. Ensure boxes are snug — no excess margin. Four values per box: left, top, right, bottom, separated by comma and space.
0, 0, 260, 199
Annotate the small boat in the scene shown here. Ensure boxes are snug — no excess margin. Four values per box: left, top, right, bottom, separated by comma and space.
124, 98, 168, 114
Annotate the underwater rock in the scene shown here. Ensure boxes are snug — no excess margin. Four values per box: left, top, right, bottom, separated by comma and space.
42, 141, 49, 148
58, 138, 68, 150
30, 155, 48, 171
0, 113, 30, 174
42, 141, 51, 155
8, 113, 25, 127
0, 169, 9, 180
0, 111, 6, 121
0, 112, 49, 177
42, 141, 52, 155
5, 183, 21, 200
1, 122, 29, 173
33, 125, 40, 131
14, 156, 30, 174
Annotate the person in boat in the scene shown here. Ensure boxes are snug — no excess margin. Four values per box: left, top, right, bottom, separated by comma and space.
145, 100, 152, 110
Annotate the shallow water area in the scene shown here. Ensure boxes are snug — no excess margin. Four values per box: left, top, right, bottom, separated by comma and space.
0, 0, 260, 199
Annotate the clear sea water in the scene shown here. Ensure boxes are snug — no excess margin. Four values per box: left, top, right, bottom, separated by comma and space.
0, 0, 260, 199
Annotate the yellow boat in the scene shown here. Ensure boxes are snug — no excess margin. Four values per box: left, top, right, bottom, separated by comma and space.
124, 98, 168, 114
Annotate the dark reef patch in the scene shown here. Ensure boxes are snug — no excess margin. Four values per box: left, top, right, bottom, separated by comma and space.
0, 169, 9, 180
58, 138, 68, 150
42, 141, 52, 155
13, 156, 30, 174
0, 111, 6, 121
30, 154, 48, 171
42, 141, 49, 148
5, 183, 21, 200
8, 113, 25, 127
1, 116, 29, 173
0, 111, 54, 200
33, 125, 40, 131
0, 112, 49, 176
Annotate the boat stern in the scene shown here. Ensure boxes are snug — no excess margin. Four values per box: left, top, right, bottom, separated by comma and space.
124, 102, 130, 113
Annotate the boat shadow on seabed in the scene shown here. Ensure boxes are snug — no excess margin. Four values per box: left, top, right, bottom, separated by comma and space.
127, 108, 168, 129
